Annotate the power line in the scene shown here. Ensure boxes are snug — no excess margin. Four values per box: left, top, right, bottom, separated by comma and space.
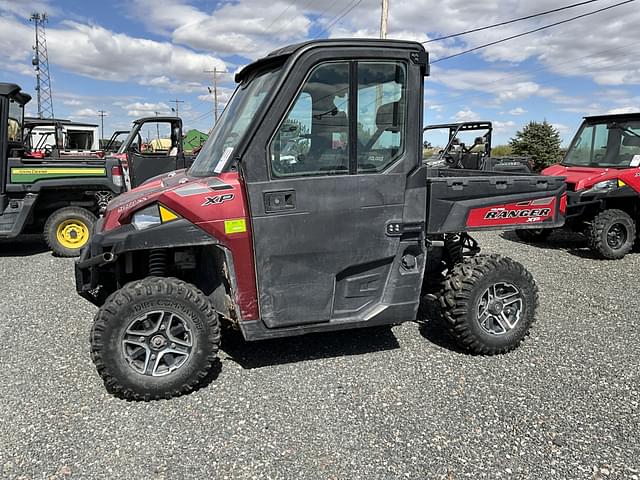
431, 0, 636, 63
424, 0, 601, 44
314, 0, 364, 39
169, 99, 185, 117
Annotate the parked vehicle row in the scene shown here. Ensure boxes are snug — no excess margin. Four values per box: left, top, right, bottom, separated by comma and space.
0, 84, 196, 256
3, 39, 638, 402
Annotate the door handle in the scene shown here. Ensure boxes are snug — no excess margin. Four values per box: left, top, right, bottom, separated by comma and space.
264, 190, 296, 213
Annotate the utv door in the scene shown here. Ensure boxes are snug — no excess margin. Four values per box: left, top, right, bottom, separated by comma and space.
128, 120, 181, 187
244, 51, 426, 329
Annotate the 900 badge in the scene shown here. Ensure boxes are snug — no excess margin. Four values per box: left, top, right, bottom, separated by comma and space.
202, 193, 234, 206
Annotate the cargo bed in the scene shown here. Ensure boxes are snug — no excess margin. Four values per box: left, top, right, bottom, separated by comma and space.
426, 168, 566, 233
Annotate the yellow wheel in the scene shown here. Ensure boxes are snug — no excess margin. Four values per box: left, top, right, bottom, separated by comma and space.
56, 219, 90, 249
44, 207, 97, 257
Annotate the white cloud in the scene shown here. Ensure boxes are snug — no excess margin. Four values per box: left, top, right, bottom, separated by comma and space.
0, 15, 225, 88
493, 120, 516, 133
607, 106, 640, 115
432, 67, 558, 105
508, 107, 527, 116
453, 109, 479, 122
125, 102, 172, 117
552, 123, 570, 133
71, 108, 101, 117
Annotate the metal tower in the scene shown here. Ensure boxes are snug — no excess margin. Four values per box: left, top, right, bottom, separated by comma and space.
30, 12, 54, 119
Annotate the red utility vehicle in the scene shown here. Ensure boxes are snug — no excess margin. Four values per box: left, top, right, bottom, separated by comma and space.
75, 40, 566, 400
516, 113, 640, 259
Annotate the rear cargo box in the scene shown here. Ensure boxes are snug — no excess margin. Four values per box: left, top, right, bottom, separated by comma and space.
426, 168, 566, 234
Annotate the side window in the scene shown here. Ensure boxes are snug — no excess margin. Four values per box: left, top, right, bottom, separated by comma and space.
356, 62, 407, 173
137, 122, 177, 156
271, 62, 349, 177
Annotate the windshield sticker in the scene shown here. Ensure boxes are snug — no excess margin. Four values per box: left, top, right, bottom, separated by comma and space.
631, 155, 640, 167
202, 193, 234, 206
214, 147, 234, 173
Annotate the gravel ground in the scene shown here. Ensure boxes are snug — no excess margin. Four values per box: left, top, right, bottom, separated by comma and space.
0, 231, 639, 480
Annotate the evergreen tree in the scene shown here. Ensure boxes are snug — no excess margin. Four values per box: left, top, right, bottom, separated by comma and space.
509, 120, 562, 171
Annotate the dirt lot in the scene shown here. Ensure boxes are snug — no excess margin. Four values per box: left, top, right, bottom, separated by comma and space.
0, 231, 638, 479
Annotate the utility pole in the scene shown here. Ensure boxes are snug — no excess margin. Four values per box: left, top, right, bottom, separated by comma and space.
30, 12, 54, 119
204, 68, 225, 126
98, 110, 106, 143
154, 111, 161, 139
170, 99, 184, 117
379, 0, 389, 39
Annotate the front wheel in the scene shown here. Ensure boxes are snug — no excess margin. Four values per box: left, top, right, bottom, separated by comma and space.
44, 206, 96, 257
586, 209, 635, 260
91, 277, 221, 401
439, 254, 538, 355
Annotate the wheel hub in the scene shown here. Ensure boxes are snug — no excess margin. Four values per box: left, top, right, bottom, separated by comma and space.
122, 310, 193, 377
477, 282, 524, 336
56, 219, 89, 249
606, 223, 627, 250
150, 334, 167, 349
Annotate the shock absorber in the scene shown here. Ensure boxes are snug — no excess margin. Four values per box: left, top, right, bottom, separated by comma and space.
148, 249, 168, 276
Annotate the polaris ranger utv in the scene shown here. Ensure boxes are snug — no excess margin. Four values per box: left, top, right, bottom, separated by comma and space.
515, 113, 640, 259
75, 40, 566, 401
424, 121, 532, 173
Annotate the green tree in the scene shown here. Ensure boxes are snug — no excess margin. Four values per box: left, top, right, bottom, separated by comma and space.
491, 144, 513, 157
509, 120, 562, 171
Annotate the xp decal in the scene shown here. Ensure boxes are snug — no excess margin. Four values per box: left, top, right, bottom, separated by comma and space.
202, 193, 234, 206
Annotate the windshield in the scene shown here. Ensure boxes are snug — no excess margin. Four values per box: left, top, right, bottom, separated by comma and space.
189, 67, 280, 177
563, 120, 640, 168
8, 99, 24, 143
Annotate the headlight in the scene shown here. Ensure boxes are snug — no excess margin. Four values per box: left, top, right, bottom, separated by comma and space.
131, 203, 180, 230
591, 179, 618, 192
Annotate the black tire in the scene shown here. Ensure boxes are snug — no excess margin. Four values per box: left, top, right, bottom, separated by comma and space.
514, 228, 552, 243
91, 277, 221, 401
439, 254, 538, 355
44, 206, 96, 257
586, 209, 635, 260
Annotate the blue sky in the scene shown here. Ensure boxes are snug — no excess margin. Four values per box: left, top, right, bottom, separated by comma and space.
0, 0, 638, 146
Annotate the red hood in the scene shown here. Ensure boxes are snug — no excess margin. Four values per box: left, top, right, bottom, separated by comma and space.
102, 169, 196, 231
542, 164, 618, 191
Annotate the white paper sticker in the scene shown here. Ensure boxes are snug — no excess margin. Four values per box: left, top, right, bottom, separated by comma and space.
214, 147, 234, 173
630, 154, 640, 167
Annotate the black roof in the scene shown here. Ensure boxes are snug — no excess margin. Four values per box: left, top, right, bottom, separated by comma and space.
24, 117, 98, 128
236, 38, 427, 83
0, 82, 31, 105
584, 112, 640, 122
424, 121, 492, 131
133, 116, 181, 124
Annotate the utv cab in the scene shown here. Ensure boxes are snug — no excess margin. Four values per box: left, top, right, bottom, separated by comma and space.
518, 113, 640, 259
424, 121, 532, 173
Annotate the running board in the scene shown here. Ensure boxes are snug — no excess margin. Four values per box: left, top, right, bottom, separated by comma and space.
238, 302, 415, 341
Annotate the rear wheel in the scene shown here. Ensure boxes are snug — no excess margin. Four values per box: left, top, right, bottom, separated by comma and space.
439, 254, 538, 355
515, 228, 552, 243
44, 206, 96, 257
91, 277, 221, 401
586, 209, 635, 260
